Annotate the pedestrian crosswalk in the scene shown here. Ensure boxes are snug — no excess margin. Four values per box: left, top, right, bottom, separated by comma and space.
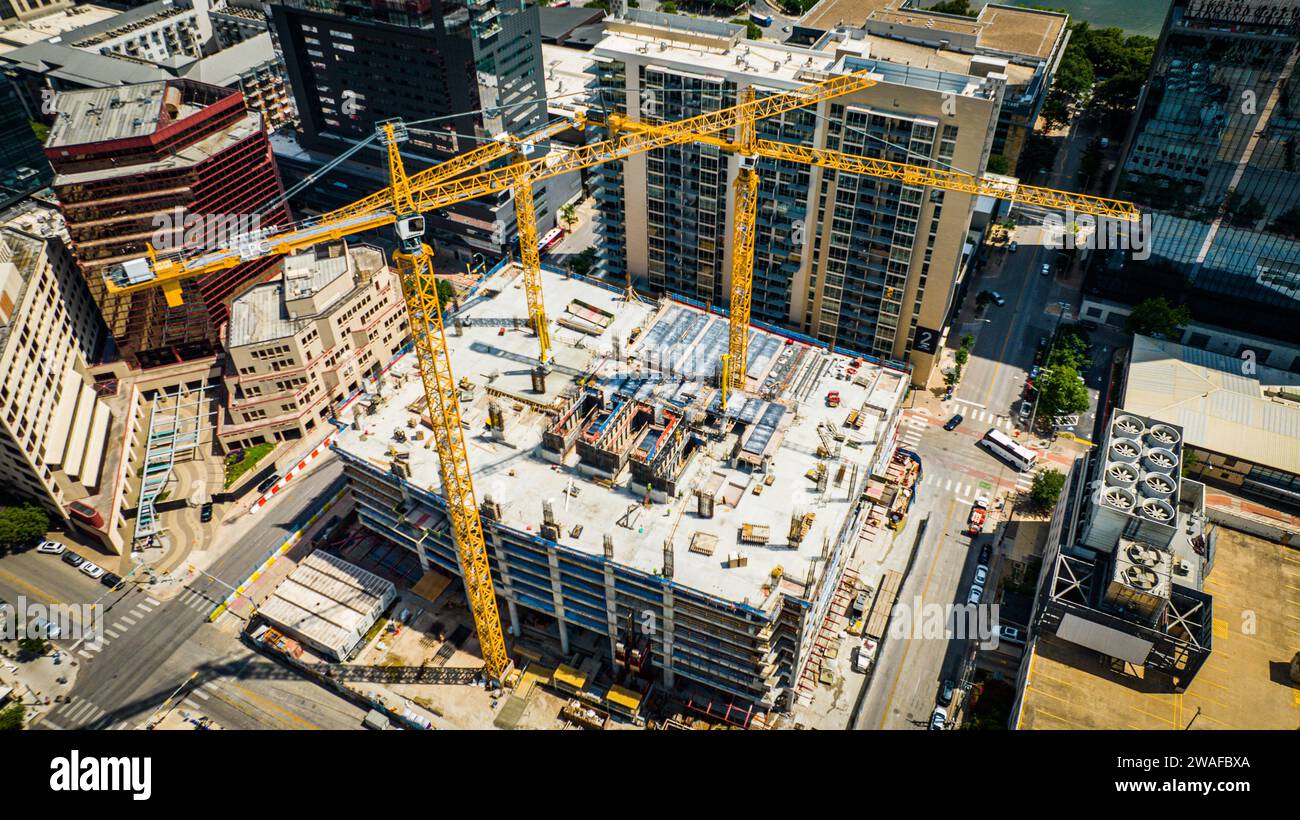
918, 472, 997, 503
76, 594, 159, 660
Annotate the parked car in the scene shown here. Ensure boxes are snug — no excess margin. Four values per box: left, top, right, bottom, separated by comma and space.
256, 474, 281, 494
978, 544, 992, 565
1018, 400, 1033, 420
1029, 365, 1040, 380
929, 705, 948, 730
36, 540, 66, 555
1040, 263, 1052, 276
199, 501, 214, 523
973, 565, 989, 587
937, 679, 955, 706
990, 291, 1006, 307
1008, 241, 1019, 253
101, 572, 124, 590
61, 551, 84, 568
966, 585, 983, 606
999, 626, 1025, 646
943, 414, 963, 431
80, 562, 105, 580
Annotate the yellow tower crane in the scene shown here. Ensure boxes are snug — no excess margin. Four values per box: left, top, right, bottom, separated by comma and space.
106, 69, 885, 682
104, 68, 1137, 683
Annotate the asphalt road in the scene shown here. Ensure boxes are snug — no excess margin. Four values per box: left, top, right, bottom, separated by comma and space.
22, 458, 361, 730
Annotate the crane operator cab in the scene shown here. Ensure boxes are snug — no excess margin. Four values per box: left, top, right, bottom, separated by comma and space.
395, 214, 425, 252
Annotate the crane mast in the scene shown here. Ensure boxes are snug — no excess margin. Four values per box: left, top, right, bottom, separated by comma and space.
726, 87, 760, 395
382, 122, 510, 682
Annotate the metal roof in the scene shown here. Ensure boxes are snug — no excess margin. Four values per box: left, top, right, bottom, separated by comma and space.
1123, 334, 1300, 476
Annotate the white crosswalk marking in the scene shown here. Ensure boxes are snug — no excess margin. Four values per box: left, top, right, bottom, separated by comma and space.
77, 650, 93, 659
193, 687, 211, 701
106, 629, 120, 639
111, 721, 131, 731
119, 614, 137, 625
146, 597, 160, 606
134, 603, 152, 614
41, 718, 65, 730
111, 621, 128, 632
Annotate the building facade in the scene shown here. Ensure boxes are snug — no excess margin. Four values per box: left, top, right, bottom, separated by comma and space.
267, 0, 553, 260
590, 12, 1003, 383
1094, 0, 1300, 343
0, 81, 52, 209
44, 79, 289, 369
219, 241, 409, 450
0, 199, 111, 522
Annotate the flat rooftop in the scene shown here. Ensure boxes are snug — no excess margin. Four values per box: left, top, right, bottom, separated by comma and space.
801, 0, 1067, 61
333, 265, 908, 605
1018, 527, 1300, 729
1124, 334, 1300, 478
46, 82, 174, 148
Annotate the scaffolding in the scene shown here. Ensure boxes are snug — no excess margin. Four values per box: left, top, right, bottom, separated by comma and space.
133, 386, 212, 548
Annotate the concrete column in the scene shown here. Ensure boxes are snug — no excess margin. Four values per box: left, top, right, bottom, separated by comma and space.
602, 558, 620, 669
661, 585, 676, 688
546, 545, 570, 654
485, 521, 520, 635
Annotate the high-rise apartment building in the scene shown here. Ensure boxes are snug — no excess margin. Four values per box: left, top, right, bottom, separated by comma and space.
1092, 0, 1300, 342
590, 11, 1005, 382
794, 0, 1070, 175
268, 0, 553, 261
44, 79, 289, 369
0, 198, 111, 524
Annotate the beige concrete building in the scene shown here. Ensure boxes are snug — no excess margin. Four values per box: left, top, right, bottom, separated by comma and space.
590, 11, 1007, 385
218, 241, 409, 450
0, 199, 109, 523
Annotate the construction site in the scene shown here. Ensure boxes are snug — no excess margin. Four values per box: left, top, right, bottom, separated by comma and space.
332, 261, 911, 712
97, 48, 1139, 722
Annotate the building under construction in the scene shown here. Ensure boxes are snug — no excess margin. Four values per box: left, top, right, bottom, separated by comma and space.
333, 263, 909, 709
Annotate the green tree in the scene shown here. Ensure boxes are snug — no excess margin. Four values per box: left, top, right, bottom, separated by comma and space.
559, 202, 578, 232
731, 18, 764, 39
435, 278, 456, 309
0, 503, 49, 550
17, 637, 48, 658
985, 154, 1010, 175
1124, 297, 1191, 338
1030, 469, 1066, 511
1048, 326, 1090, 370
928, 0, 976, 15
960, 333, 975, 350
975, 290, 994, 310
570, 247, 598, 277
0, 703, 25, 731
954, 347, 969, 366
661, 1, 677, 12
1035, 365, 1089, 420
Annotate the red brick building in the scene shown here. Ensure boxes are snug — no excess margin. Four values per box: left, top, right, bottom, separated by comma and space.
45, 79, 290, 368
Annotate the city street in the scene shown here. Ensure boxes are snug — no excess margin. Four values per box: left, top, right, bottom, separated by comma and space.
6, 458, 364, 730
854, 215, 1107, 729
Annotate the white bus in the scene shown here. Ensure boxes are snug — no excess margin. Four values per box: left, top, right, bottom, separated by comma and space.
981, 428, 1037, 471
